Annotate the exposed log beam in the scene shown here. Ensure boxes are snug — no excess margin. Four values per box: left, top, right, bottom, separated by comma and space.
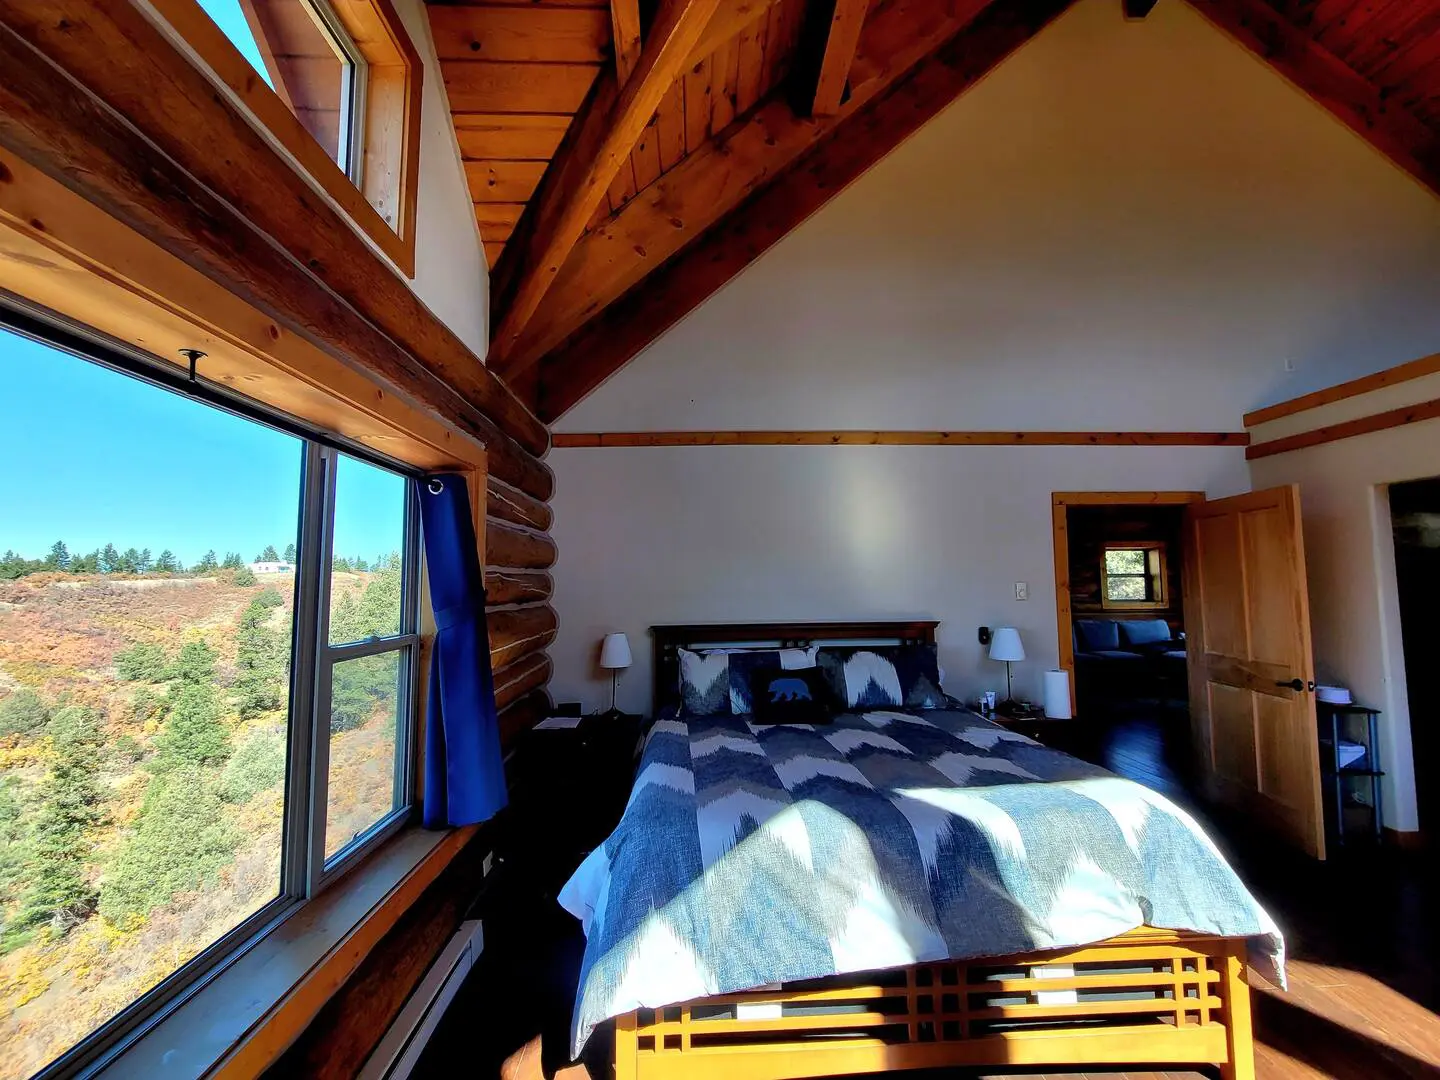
810, 0, 873, 116
493, 651, 553, 711
0, 17, 552, 502
487, 0, 725, 373
0, 1, 547, 460
1188, 0, 1440, 197
484, 568, 553, 606
485, 518, 558, 569
503, 0, 1005, 374
486, 474, 554, 532
489, 605, 559, 669
610, 0, 643, 82
535, 0, 1077, 419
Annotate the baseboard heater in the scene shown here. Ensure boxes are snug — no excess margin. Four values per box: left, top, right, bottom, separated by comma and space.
357, 919, 485, 1080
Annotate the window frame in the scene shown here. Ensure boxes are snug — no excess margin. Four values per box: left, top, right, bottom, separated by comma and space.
1100, 541, 1168, 610
3, 303, 427, 1080
147, 0, 423, 275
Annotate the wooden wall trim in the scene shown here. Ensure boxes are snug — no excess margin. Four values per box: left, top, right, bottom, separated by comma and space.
552, 430, 1251, 447
1246, 397, 1440, 460
1243, 350, 1440, 427
0, 3, 548, 462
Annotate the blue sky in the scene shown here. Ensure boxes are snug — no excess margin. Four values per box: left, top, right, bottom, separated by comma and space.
0, 329, 406, 567
197, 0, 274, 88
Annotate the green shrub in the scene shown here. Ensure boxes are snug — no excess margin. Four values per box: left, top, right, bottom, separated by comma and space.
99, 770, 238, 928
221, 730, 286, 804
233, 567, 256, 587
0, 688, 49, 737
168, 640, 217, 685
114, 642, 168, 682
152, 683, 231, 770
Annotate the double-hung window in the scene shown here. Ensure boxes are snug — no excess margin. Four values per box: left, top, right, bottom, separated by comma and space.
1101, 542, 1167, 609
0, 307, 421, 1079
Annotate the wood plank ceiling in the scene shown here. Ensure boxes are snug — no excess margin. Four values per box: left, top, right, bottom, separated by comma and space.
426, 0, 1440, 422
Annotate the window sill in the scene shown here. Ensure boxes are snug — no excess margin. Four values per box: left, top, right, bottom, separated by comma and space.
95, 824, 477, 1080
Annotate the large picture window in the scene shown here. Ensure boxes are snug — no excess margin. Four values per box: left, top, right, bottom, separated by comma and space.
0, 315, 420, 1079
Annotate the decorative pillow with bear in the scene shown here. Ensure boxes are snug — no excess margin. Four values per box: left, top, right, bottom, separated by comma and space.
817, 644, 946, 710
677, 645, 819, 715
747, 666, 833, 724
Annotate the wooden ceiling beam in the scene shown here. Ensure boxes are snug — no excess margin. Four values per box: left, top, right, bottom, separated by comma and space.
487, 0, 725, 374
500, 0, 1003, 371
1189, 0, 1440, 197
534, 0, 1077, 421
610, 0, 643, 82
809, 0, 873, 116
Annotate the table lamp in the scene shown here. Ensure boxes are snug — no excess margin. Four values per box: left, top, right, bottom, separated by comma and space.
599, 632, 632, 717
989, 627, 1025, 705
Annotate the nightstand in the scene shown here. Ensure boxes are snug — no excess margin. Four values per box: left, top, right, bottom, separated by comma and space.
989, 713, 1087, 755
503, 711, 645, 894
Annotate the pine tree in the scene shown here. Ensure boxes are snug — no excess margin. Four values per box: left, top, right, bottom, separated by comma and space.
152, 682, 231, 770
15, 707, 105, 935
257, 545, 279, 562
332, 555, 352, 572
72, 550, 100, 574
46, 541, 71, 571
115, 642, 168, 682
154, 550, 179, 573
196, 550, 218, 573
100, 544, 121, 574
120, 548, 141, 574
353, 557, 369, 572
282, 543, 296, 563
221, 552, 245, 571
136, 548, 153, 574
235, 592, 288, 718
99, 769, 237, 929
169, 640, 217, 685
0, 688, 49, 737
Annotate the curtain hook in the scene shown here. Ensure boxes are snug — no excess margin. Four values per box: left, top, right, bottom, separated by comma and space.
427, 478, 445, 495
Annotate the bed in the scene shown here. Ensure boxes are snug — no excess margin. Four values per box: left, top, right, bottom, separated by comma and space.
559, 621, 1281, 1080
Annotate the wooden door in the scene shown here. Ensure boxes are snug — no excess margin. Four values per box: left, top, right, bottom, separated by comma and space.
1184, 486, 1326, 858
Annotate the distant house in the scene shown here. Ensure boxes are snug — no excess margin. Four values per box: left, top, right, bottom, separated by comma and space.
248, 561, 295, 575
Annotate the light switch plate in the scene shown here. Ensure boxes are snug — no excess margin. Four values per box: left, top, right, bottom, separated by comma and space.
1015, 581, 1028, 601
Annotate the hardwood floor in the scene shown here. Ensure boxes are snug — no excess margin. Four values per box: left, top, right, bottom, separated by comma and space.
419, 703, 1439, 1079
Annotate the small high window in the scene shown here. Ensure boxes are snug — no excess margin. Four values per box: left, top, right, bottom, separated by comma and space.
160, 0, 423, 273
1102, 543, 1167, 609
199, 0, 368, 182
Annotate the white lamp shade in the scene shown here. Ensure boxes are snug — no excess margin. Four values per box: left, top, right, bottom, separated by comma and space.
989, 627, 1025, 663
599, 632, 632, 669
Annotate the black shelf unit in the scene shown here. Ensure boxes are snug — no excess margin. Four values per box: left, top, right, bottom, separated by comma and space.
1317, 700, 1384, 844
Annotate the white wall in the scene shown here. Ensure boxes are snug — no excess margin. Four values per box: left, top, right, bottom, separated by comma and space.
553, 445, 1247, 715
547, 0, 1440, 775
1251, 420, 1440, 833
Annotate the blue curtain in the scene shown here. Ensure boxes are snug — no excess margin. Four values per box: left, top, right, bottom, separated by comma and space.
418, 473, 507, 828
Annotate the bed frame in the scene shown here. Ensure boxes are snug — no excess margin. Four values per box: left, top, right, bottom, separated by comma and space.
612, 621, 1256, 1080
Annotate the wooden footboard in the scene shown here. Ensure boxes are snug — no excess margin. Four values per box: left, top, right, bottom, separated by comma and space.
613, 928, 1255, 1080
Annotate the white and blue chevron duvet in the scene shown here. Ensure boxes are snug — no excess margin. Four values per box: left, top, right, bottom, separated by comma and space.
559, 708, 1284, 1055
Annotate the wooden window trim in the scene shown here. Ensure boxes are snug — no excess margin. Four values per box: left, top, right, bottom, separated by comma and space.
1100, 540, 1168, 611
149, 0, 423, 276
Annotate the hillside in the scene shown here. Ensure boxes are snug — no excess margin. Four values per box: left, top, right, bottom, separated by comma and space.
0, 565, 399, 1079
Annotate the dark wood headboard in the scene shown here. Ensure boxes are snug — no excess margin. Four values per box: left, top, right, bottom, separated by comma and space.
651, 620, 939, 712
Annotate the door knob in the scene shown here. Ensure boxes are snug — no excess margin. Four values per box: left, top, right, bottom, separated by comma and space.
1276, 678, 1315, 692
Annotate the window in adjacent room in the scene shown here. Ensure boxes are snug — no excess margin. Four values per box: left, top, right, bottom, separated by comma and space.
0, 313, 420, 1078
161, 0, 423, 272
1101, 542, 1167, 609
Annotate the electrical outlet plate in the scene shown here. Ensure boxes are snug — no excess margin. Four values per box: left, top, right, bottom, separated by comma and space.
1015, 581, 1028, 601
482, 851, 494, 876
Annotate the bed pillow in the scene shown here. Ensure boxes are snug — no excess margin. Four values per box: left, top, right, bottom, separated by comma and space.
747, 666, 833, 724
727, 646, 818, 714
817, 644, 946, 710
678, 648, 731, 716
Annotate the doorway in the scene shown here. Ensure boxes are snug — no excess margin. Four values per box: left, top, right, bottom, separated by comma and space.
1389, 476, 1440, 840
1052, 492, 1201, 800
